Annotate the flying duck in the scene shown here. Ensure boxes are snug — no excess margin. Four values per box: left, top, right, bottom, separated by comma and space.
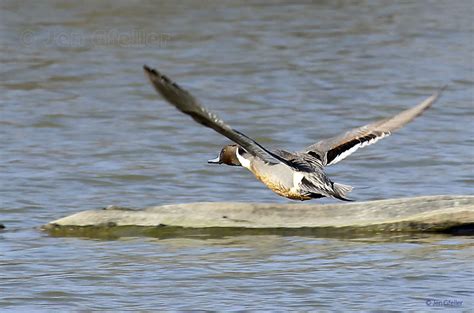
143, 65, 443, 201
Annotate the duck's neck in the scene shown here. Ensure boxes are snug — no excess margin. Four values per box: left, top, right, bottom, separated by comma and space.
235, 147, 251, 169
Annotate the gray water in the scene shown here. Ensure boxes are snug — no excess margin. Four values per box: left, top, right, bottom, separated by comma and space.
1, 0, 473, 311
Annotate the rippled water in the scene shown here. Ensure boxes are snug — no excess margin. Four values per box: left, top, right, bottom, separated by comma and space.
1, 0, 473, 311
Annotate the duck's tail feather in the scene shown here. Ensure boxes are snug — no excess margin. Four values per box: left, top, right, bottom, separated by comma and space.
333, 182, 354, 201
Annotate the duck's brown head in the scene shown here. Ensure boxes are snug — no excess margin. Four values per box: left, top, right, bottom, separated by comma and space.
208, 144, 241, 166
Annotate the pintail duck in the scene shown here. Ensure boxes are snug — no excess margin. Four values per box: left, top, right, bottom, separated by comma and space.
144, 65, 443, 201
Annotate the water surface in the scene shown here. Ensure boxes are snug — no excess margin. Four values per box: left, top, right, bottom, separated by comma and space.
1, 0, 473, 311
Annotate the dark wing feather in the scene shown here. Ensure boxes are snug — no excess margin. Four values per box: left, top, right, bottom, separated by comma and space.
272, 149, 323, 171
144, 65, 285, 165
303, 88, 445, 166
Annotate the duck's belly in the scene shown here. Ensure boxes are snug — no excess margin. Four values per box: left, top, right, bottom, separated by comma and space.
256, 173, 311, 200
250, 164, 311, 201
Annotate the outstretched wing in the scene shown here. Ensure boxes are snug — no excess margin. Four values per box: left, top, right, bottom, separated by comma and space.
303, 88, 444, 166
144, 65, 286, 165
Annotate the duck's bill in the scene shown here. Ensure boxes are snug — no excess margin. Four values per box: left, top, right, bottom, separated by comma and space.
207, 156, 221, 164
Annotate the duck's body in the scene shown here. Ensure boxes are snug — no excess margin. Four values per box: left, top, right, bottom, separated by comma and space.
143, 65, 443, 201
225, 146, 350, 200
238, 150, 310, 200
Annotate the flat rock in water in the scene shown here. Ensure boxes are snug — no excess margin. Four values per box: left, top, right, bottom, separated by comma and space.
43, 195, 474, 236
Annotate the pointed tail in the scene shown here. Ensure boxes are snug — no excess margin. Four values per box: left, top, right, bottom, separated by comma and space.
333, 182, 354, 201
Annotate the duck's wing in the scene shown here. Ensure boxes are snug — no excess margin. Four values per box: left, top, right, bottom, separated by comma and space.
144, 65, 286, 165
302, 88, 444, 166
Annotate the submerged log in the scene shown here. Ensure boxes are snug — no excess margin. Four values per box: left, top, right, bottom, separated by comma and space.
43, 195, 474, 236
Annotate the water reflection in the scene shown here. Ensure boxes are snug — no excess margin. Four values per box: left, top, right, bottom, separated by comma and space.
43, 225, 474, 241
